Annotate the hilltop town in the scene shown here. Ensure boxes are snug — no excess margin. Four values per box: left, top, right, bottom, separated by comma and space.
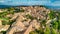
0, 6, 60, 34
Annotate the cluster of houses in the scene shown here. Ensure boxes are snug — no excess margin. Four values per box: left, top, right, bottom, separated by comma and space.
0, 6, 50, 34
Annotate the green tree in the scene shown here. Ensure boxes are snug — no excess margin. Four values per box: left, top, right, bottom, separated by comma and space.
44, 26, 50, 34
29, 31, 38, 34
48, 11, 56, 19
51, 21, 58, 29
51, 28, 57, 34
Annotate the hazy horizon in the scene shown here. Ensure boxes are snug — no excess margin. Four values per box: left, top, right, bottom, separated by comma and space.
0, 0, 60, 9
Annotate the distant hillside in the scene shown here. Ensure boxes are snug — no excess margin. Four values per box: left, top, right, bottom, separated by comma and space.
0, 5, 60, 11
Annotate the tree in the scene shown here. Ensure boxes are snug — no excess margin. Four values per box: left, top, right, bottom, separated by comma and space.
51, 28, 57, 34
44, 26, 50, 34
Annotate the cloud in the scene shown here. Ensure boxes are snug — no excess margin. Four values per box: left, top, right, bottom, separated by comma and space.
0, 0, 5, 3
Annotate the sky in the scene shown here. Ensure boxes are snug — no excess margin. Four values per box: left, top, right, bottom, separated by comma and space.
0, 0, 60, 9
